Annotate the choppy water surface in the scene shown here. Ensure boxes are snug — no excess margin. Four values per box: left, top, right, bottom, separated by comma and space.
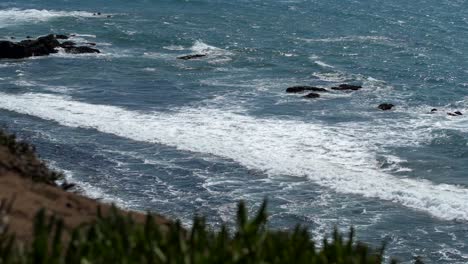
1, 1, 467, 263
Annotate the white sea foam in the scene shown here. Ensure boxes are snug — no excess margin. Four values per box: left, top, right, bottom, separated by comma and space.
0, 8, 98, 28
312, 72, 350, 83
163, 45, 185, 51
1, 92, 468, 221
182, 40, 233, 64
314, 60, 335, 69
190, 40, 230, 55
47, 161, 130, 208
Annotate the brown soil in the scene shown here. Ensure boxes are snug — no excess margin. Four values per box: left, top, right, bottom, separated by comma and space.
0, 131, 170, 243
0, 172, 170, 243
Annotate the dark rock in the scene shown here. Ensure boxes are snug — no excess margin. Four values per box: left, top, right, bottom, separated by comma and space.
60, 41, 76, 48
61, 182, 76, 191
331, 84, 362, 91
378, 103, 394, 111
0, 34, 60, 59
97, 12, 101, 15
64, 46, 100, 54
177, 54, 207, 60
0, 34, 99, 59
85, 42, 97, 46
0, 41, 26, 59
10, 37, 15, 39
431, 108, 438, 113
107, 15, 112, 18
26, 36, 32, 39
55, 34, 69, 39
303, 93, 320, 99
447, 111, 463, 116
286, 86, 327, 93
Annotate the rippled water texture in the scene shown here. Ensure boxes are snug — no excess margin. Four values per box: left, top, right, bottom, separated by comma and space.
0, 1, 467, 263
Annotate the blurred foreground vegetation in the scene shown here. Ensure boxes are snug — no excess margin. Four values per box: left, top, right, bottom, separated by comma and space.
0, 200, 398, 264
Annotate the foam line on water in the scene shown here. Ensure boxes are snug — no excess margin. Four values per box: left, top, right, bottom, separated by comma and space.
0, 8, 98, 28
1, 92, 468, 221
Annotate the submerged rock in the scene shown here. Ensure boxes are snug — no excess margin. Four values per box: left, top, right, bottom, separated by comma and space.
378, 103, 394, 111
177, 54, 207, 60
0, 34, 100, 59
303, 92, 320, 99
286, 86, 327, 93
331, 84, 362, 91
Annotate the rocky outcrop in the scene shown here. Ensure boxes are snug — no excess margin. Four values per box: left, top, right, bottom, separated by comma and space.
0, 34, 100, 59
378, 103, 394, 111
177, 54, 207, 60
331, 84, 362, 91
286, 86, 327, 93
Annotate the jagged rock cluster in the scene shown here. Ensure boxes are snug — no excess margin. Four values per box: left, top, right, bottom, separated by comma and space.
0, 34, 100, 59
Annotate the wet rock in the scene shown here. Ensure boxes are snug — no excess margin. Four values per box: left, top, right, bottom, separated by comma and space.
85, 42, 97, 46
61, 182, 76, 191
177, 54, 207, 60
60, 41, 76, 48
431, 108, 438, 113
331, 84, 362, 91
64, 46, 100, 54
378, 103, 394, 111
286, 86, 327, 93
0, 34, 60, 59
55, 34, 69, 39
0, 34, 100, 59
303, 92, 320, 99
448, 111, 463, 116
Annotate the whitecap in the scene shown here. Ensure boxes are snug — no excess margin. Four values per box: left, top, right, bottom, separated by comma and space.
189, 40, 233, 57
314, 60, 335, 68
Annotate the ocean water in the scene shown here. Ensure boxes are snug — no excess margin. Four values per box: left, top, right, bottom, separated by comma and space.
1, 0, 467, 262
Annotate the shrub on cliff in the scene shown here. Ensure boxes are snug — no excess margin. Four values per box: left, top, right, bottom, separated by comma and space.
0, 200, 399, 264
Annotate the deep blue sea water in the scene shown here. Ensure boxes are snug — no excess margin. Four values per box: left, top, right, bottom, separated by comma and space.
1, 0, 467, 262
